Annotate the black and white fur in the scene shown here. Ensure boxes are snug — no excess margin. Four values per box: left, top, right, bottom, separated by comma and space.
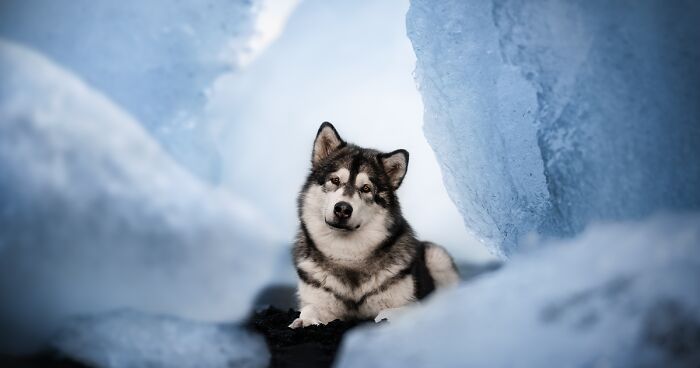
290, 122, 459, 328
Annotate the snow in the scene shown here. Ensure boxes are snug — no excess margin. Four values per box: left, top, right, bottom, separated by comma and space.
0, 39, 278, 349
53, 311, 269, 368
408, 0, 700, 256
0, 0, 298, 182
337, 213, 700, 367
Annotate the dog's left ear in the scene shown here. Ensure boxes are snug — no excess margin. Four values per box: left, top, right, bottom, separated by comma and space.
312, 122, 344, 166
379, 149, 409, 190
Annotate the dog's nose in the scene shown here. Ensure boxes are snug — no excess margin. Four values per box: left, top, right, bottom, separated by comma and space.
333, 201, 353, 219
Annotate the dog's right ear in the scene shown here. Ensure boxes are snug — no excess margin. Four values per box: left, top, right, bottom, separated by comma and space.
312, 122, 344, 165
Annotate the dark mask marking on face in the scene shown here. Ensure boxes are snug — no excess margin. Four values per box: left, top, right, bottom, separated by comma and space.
343, 153, 363, 197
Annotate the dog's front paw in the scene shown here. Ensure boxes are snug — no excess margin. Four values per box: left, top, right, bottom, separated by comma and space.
375, 306, 411, 323
288, 317, 322, 329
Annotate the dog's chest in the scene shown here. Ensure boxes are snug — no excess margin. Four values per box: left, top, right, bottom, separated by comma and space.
297, 258, 416, 317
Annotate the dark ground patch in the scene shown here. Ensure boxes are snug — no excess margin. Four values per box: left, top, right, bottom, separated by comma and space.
248, 307, 376, 368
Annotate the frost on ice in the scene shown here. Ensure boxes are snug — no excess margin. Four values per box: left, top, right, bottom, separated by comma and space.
408, 0, 700, 256
338, 213, 700, 367
0, 40, 277, 349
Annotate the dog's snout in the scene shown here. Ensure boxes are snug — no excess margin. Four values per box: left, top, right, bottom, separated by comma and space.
333, 201, 353, 219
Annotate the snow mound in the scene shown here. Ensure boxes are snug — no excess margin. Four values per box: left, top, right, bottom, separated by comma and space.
0, 39, 277, 349
407, 0, 700, 256
54, 311, 269, 368
0, 0, 298, 182
337, 213, 700, 367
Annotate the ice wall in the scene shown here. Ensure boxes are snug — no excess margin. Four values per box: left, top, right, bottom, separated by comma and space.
408, 0, 700, 256
338, 213, 700, 367
0, 40, 277, 349
0, 0, 297, 182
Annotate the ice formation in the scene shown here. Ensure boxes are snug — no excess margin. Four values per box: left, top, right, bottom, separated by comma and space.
337, 1, 700, 365
408, 0, 700, 256
338, 213, 700, 367
0, 40, 278, 349
53, 311, 269, 368
0, 0, 298, 182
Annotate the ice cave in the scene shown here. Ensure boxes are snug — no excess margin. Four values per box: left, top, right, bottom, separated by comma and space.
0, 0, 698, 367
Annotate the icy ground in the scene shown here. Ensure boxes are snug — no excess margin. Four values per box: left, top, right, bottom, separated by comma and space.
338, 213, 700, 367
54, 311, 269, 368
410, 0, 700, 256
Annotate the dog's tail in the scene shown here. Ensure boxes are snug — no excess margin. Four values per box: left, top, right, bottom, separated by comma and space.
424, 243, 460, 288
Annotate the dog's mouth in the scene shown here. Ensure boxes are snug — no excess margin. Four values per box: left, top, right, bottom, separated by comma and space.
324, 219, 360, 231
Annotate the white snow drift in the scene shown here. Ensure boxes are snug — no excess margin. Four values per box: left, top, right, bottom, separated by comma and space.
338, 213, 700, 367
0, 40, 277, 349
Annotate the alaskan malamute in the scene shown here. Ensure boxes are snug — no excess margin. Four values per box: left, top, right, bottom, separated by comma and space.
290, 122, 459, 328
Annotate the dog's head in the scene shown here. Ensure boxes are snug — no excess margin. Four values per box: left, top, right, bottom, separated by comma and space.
299, 122, 408, 246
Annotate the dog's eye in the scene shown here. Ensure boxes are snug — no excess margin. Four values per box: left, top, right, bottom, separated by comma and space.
330, 177, 340, 185
361, 184, 372, 193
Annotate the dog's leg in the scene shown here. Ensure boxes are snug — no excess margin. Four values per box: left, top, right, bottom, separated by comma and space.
288, 304, 323, 328
425, 243, 460, 287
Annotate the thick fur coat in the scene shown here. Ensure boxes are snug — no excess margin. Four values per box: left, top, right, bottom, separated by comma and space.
290, 122, 459, 328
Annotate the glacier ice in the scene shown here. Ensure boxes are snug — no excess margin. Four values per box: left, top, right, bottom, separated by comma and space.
338, 213, 700, 367
0, 0, 298, 182
408, 0, 700, 256
0, 39, 278, 349
53, 310, 269, 368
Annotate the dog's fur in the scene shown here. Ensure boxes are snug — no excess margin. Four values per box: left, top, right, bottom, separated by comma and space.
290, 122, 459, 328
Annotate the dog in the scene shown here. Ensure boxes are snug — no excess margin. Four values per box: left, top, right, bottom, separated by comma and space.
289, 122, 459, 328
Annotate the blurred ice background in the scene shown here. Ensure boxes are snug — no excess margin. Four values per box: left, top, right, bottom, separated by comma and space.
1, 0, 699, 366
